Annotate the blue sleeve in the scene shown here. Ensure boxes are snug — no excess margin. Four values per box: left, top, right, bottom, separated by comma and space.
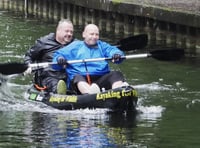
99, 41, 124, 57
52, 47, 67, 70
52, 40, 82, 70
98, 41, 124, 64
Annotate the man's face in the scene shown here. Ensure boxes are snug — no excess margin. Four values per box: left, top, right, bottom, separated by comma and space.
56, 22, 74, 44
83, 26, 99, 46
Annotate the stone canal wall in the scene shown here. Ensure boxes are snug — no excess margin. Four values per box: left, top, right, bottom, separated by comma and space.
0, 0, 200, 53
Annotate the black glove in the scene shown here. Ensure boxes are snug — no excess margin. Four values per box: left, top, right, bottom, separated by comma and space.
112, 54, 122, 63
57, 56, 67, 65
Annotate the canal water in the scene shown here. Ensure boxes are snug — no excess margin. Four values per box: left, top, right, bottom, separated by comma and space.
0, 11, 200, 148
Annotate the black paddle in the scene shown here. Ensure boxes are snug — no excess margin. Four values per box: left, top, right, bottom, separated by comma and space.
0, 63, 28, 75
117, 34, 148, 51
149, 48, 185, 61
0, 48, 184, 75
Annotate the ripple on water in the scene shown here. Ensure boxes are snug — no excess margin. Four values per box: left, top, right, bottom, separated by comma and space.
134, 81, 175, 91
137, 105, 165, 121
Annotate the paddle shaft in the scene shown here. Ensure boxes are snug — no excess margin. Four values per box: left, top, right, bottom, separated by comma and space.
29, 54, 150, 69
0, 48, 184, 75
29, 47, 184, 69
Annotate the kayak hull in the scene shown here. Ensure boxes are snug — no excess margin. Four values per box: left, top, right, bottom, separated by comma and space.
26, 85, 138, 112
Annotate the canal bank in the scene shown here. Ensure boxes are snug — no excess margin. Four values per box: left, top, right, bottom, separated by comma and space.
1, 11, 200, 148
0, 0, 200, 54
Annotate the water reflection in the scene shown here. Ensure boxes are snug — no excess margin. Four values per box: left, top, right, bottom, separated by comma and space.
0, 109, 139, 147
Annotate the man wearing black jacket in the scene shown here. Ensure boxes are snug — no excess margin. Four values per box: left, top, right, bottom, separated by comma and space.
24, 19, 74, 94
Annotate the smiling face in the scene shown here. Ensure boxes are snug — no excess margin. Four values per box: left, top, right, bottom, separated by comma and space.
56, 19, 74, 44
82, 24, 99, 46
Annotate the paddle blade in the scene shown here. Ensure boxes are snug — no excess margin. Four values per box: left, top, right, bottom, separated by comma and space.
117, 34, 148, 51
0, 63, 28, 75
150, 48, 185, 61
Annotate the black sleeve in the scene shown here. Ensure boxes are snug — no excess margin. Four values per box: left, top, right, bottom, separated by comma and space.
24, 38, 45, 64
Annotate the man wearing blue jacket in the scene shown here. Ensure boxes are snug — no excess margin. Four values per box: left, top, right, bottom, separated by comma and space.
53, 24, 128, 94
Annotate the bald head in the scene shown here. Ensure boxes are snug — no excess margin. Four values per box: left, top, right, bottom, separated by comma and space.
83, 24, 99, 33
82, 24, 99, 45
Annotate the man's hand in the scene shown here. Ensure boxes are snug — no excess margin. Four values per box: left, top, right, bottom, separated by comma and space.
23, 67, 32, 75
112, 54, 123, 63
57, 56, 67, 65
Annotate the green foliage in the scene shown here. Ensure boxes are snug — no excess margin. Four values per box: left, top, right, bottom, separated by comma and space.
111, 0, 122, 5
